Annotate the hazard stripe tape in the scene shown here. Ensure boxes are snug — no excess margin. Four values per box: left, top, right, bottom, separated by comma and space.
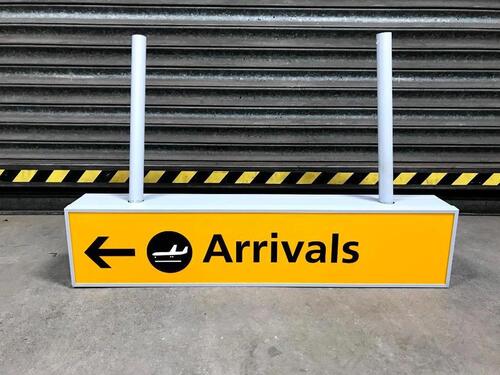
0, 169, 498, 187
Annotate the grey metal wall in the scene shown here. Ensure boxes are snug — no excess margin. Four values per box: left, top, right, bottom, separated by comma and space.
0, 1, 499, 211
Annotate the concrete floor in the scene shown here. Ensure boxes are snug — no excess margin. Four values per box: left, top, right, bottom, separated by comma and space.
0, 215, 498, 375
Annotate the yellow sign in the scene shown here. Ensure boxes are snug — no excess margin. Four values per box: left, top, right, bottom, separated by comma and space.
67, 212, 456, 287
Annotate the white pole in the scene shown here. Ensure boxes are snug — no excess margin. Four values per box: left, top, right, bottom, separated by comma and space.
129, 34, 146, 203
376, 32, 394, 204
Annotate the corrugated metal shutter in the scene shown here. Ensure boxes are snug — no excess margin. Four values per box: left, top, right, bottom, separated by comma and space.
0, 1, 499, 212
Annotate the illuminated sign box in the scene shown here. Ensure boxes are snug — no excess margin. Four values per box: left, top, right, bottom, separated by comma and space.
64, 33, 459, 288
65, 193, 457, 287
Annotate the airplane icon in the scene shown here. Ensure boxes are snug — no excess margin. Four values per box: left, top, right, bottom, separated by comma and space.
152, 244, 189, 263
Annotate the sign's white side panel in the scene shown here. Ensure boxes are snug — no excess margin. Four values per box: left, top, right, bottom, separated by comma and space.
64, 209, 77, 287
445, 211, 459, 287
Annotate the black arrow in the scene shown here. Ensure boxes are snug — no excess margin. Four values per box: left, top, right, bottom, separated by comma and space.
85, 236, 135, 268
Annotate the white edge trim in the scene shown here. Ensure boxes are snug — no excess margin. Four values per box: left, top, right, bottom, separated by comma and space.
64, 208, 76, 287
72, 283, 448, 288
66, 209, 458, 214
445, 210, 460, 288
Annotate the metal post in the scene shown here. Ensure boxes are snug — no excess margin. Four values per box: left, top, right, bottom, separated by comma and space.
376, 32, 394, 204
129, 34, 146, 203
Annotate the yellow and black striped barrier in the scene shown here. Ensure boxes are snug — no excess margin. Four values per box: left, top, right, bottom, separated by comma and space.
0, 168, 498, 187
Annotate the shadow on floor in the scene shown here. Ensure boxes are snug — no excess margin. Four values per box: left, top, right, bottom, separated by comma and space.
36, 252, 72, 287
449, 255, 479, 287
